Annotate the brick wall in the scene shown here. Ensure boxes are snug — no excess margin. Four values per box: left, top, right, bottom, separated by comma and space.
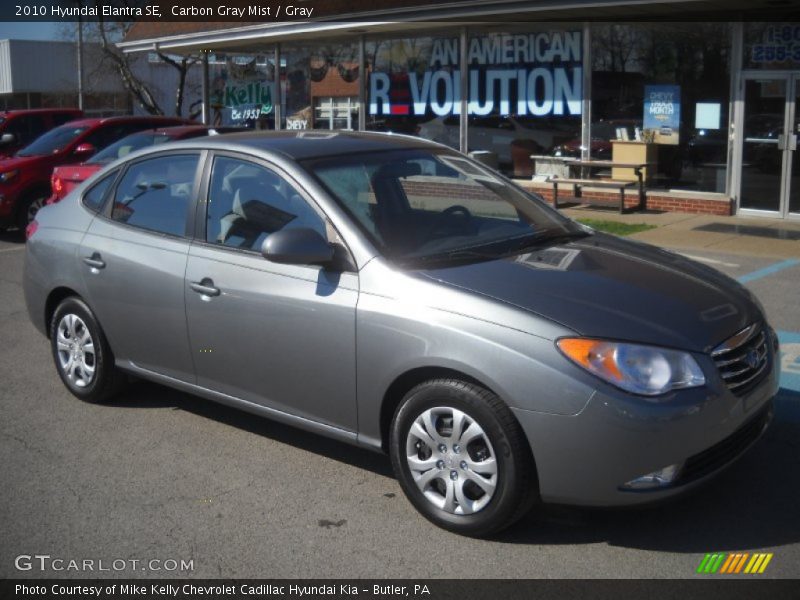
518, 182, 733, 216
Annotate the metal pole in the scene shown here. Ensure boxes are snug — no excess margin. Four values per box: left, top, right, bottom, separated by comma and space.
459, 26, 468, 154
274, 44, 282, 130
201, 51, 210, 125
728, 22, 743, 202
77, 16, 84, 111
581, 23, 592, 168
358, 35, 365, 131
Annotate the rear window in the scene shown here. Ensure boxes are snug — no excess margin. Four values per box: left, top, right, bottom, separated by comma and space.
88, 132, 163, 165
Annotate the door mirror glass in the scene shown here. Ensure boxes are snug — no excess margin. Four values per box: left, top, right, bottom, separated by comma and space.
261, 227, 334, 266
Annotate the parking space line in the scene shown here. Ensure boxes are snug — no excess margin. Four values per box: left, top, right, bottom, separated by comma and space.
777, 331, 800, 423
679, 253, 740, 268
737, 259, 800, 284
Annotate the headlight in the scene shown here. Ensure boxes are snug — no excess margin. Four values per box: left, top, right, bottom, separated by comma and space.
557, 338, 706, 397
0, 169, 18, 183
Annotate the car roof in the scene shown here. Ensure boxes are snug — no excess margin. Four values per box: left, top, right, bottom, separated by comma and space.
60, 116, 187, 128
0, 108, 82, 117
146, 125, 243, 138
165, 130, 443, 161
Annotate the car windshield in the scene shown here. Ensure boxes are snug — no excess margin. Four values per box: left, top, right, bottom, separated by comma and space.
17, 125, 88, 156
88, 132, 169, 165
305, 148, 586, 266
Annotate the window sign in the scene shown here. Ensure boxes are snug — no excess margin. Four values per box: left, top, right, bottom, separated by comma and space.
643, 84, 680, 145
368, 31, 582, 118
695, 103, 721, 130
750, 25, 800, 65
744, 23, 800, 69
210, 56, 276, 126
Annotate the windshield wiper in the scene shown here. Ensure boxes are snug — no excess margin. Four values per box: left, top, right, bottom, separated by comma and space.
400, 229, 590, 267
508, 229, 590, 253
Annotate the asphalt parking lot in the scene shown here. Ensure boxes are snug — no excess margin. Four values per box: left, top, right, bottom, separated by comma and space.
1, 227, 799, 580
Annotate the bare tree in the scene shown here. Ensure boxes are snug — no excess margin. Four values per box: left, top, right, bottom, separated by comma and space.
153, 52, 201, 117
95, 18, 164, 115
60, 3, 202, 117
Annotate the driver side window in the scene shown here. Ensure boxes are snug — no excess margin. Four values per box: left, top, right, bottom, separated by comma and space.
206, 156, 327, 251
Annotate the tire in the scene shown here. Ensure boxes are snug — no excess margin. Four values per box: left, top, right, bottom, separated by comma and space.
390, 379, 537, 537
50, 297, 125, 403
17, 191, 48, 230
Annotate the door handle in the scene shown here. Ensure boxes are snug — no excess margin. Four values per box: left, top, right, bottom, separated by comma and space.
82, 254, 105, 269
790, 134, 798, 151
190, 279, 221, 297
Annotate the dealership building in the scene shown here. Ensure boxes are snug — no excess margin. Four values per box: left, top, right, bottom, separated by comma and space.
119, 0, 800, 219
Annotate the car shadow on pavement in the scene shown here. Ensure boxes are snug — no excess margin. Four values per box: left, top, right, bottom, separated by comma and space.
107, 380, 800, 552
0, 229, 24, 243
500, 388, 800, 553
107, 379, 395, 479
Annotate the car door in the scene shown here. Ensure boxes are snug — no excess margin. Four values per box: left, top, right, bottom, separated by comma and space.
184, 152, 359, 431
78, 151, 203, 382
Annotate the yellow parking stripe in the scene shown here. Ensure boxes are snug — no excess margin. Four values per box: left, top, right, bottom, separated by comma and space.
757, 554, 773, 574
744, 554, 757, 573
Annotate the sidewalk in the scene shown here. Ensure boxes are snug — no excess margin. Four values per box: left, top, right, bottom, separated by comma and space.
560, 207, 800, 259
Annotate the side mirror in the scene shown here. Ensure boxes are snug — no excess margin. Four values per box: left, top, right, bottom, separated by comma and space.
0, 133, 15, 146
261, 227, 334, 266
73, 143, 96, 158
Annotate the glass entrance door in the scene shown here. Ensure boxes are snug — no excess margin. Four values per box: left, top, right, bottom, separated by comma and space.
739, 73, 800, 218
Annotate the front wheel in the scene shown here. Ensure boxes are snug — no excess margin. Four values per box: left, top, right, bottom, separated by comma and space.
390, 379, 537, 536
50, 297, 125, 403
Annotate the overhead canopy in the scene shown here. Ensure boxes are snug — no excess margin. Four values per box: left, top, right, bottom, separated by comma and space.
119, 0, 800, 54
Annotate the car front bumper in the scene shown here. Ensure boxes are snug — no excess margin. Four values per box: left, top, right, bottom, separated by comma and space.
512, 349, 779, 507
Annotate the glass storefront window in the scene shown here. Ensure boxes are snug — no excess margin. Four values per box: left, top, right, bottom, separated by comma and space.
208, 52, 277, 128
365, 34, 460, 145
282, 41, 360, 130
591, 23, 731, 193
466, 26, 583, 176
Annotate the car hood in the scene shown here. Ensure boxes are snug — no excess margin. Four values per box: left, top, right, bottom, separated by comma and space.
418, 233, 760, 353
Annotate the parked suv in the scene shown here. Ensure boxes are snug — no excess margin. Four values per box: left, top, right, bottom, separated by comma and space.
48, 125, 242, 204
0, 108, 83, 159
0, 115, 187, 230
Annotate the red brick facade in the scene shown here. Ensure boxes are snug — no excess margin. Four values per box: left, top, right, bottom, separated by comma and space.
519, 182, 734, 216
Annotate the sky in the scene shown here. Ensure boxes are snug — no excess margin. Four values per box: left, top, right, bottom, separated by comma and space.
0, 22, 63, 41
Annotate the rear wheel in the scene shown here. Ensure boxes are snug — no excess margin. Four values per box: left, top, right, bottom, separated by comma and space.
50, 297, 125, 403
390, 379, 537, 536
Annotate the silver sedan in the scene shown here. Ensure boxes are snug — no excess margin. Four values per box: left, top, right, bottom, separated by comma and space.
24, 132, 779, 536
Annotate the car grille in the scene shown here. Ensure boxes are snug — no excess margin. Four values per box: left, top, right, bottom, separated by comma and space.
680, 401, 773, 484
711, 323, 770, 396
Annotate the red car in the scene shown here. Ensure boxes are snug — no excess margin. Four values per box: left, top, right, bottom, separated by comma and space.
48, 125, 241, 204
0, 108, 83, 159
0, 116, 188, 231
